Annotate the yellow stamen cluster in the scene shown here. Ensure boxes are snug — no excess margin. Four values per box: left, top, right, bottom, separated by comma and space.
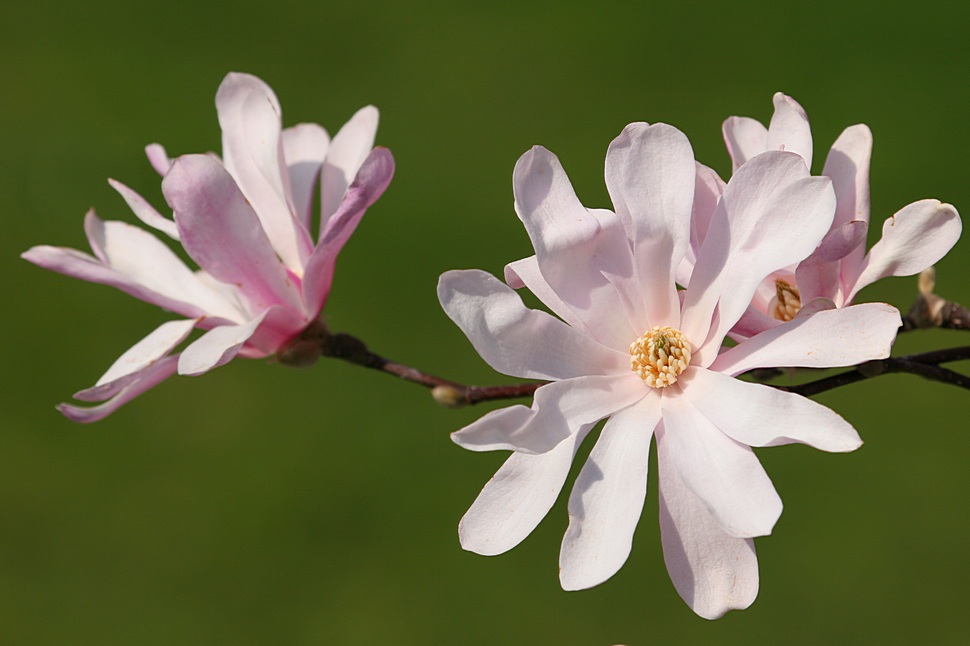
630, 326, 692, 388
771, 280, 802, 322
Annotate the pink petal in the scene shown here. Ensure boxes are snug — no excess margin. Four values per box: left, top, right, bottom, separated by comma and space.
163, 154, 305, 315
438, 269, 627, 380
504, 256, 586, 331
681, 151, 836, 365
656, 422, 758, 619
58, 355, 180, 423
822, 124, 872, 281
683, 369, 862, 452
660, 385, 783, 538
681, 162, 726, 284
604, 123, 695, 329
846, 199, 962, 303
93, 319, 197, 389
513, 146, 642, 349
722, 116, 767, 172
559, 394, 661, 590
282, 123, 330, 232
177, 310, 269, 376
216, 72, 313, 272
711, 302, 900, 376
302, 147, 395, 317
108, 178, 180, 240
765, 93, 813, 170
320, 105, 379, 226
459, 425, 593, 556
795, 220, 868, 304
145, 143, 172, 176
451, 374, 646, 454
23, 212, 243, 323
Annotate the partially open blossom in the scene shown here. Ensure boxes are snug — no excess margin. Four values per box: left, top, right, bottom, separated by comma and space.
23, 72, 394, 422
439, 123, 901, 619
721, 93, 961, 338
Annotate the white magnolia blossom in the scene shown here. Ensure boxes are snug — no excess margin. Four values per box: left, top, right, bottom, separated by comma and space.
439, 123, 901, 619
720, 92, 961, 338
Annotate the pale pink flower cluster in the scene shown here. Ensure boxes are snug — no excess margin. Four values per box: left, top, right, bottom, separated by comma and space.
439, 101, 961, 618
23, 73, 394, 422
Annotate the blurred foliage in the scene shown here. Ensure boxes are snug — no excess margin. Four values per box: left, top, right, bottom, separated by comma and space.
2, 0, 969, 643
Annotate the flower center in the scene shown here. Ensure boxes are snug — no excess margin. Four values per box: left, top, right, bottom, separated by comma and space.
629, 326, 692, 388
771, 280, 801, 322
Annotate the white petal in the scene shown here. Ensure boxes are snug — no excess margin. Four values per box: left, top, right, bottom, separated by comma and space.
451, 375, 645, 454
656, 423, 758, 619
559, 394, 660, 590
216, 72, 312, 271
459, 425, 593, 556
660, 386, 782, 538
95, 319, 197, 387
177, 311, 269, 376
513, 147, 642, 348
438, 269, 628, 380
766, 93, 813, 170
321, 105, 379, 225
83, 212, 246, 323
282, 123, 330, 232
109, 179, 180, 240
722, 116, 767, 172
683, 369, 862, 452
504, 256, 586, 331
846, 199, 962, 303
681, 151, 836, 364
822, 124, 872, 280
710, 303, 900, 376
605, 123, 694, 329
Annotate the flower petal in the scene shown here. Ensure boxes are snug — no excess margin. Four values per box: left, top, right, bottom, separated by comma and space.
845, 199, 962, 303
559, 394, 660, 590
660, 385, 782, 538
680, 162, 726, 285
282, 123, 330, 232
177, 310, 270, 376
513, 146, 642, 348
684, 369, 862, 452
320, 105, 379, 226
58, 355, 180, 424
822, 124, 872, 281
93, 319, 197, 389
438, 269, 628, 380
656, 422, 758, 619
163, 154, 305, 315
605, 122, 694, 329
681, 151, 836, 364
216, 72, 312, 271
145, 143, 172, 176
451, 374, 645, 454
765, 93, 813, 170
108, 178, 180, 241
722, 116, 767, 172
459, 424, 593, 556
302, 146, 395, 317
23, 212, 244, 323
795, 220, 868, 304
711, 302, 900, 376
504, 256, 586, 331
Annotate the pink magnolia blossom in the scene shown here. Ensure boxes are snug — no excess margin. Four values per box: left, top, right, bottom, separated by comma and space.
438, 123, 901, 619
721, 93, 961, 338
23, 72, 394, 422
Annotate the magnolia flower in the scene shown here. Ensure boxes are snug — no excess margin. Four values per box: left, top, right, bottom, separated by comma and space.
721, 92, 961, 338
23, 72, 394, 422
439, 123, 901, 619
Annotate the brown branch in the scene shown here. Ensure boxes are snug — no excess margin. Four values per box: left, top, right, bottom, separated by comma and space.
900, 267, 970, 331
276, 319, 546, 407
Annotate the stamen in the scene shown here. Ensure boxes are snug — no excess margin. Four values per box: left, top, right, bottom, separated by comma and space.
630, 326, 692, 388
771, 280, 801, 322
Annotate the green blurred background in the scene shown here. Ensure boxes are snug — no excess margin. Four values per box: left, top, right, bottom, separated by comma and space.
3, 0, 970, 643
